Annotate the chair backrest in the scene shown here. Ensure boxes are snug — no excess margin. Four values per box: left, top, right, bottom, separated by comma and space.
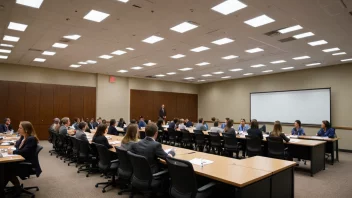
51, 131, 57, 146
168, 128, 177, 140
36, 144, 43, 156
157, 130, 163, 143
222, 133, 238, 149
181, 129, 191, 141
127, 151, 153, 191
77, 139, 90, 159
208, 132, 221, 147
194, 130, 205, 144
266, 137, 285, 159
259, 125, 266, 133
166, 157, 197, 198
93, 143, 112, 171
245, 135, 262, 156
70, 136, 79, 153
139, 131, 146, 139
115, 147, 133, 180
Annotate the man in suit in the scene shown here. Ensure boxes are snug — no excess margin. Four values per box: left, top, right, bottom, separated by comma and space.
0, 118, 13, 133
185, 118, 193, 128
130, 122, 175, 174
75, 122, 89, 142
59, 117, 71, 136
159, 104, 166, 120
89, 118, 95, 129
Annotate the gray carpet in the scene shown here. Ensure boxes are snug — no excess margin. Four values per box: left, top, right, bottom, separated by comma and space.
14, 141, 352, 197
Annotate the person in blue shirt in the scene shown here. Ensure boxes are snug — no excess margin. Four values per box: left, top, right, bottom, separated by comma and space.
138, 116, 147, 129
204, 121, 209, 130
185, 118, 193, 127
291, 120, 305, 136
238, 118, 250, 132
221, 118, 229, 129
317, 120, 335, 138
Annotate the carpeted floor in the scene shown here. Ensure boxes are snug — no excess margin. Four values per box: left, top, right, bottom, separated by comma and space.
12, 141, 352, 197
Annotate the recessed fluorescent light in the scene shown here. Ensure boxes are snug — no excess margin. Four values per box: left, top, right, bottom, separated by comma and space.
202, 74, 212, 77
222, 55, 238, 60
306, 63, 321, 66
281, 67, 294, 70
166, 72, 176, 75
211, 0, 247, 15
52, 43, 68, 48
70, 64, 81, 68
16, 0, 43, 8
243, 73, 253, 76
322, 48, 340, 52
245, 48, 264, 53
126, 47, 134, 51
111, 50, 127, 55
34, 58, 45, 62
3, 35, 20, 42
184, 77, 195, 80
117, 70, 128, 73
42, 51, 56, 56
179, 68, 193, 71
8, 22, 28, 32
270, 60, 286, 64
198, 80, 206, 82
278, 25, 302, 34
293, 32, 314, 39
86, 60, 97, 64
341, 58, 352, 62
211, 38, 234, 45
0, 44, 14, 48
83, 10, 110, 22
0, 49, 11, 53
229, 68, 243, 72
244, 15, 275, 27
170, 54, 185, 59
143, 62, 156, 66
221, 76, 231, 79
308, 40, 328, 46
118, 0, 129, 3
142, 35, 164, 44
293, 56, 310, 60
63, 35, 81, 40
170, 22, 198, 33
190, 46, 210, 52
78, 62, 88, 65
262, 70, 273, 73
99, 55, 113, 59
213, 71, 224, 74
131, 66, 143, 70
332, 52, 346, 56
196, 62, 210, 66
251, 64, 266, 68
0, 55, 8, 59
155, 74, 165, 77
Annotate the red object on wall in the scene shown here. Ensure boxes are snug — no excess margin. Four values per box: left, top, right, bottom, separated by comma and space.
109, 76, 116, 83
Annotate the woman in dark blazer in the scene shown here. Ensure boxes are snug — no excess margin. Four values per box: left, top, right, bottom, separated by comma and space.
5, 121, 42, 194
247, 119, 263, 140
224, 119, 236, 136
93, 124, 113, 149
107, 119, 119, 136
117, 118, 126, 128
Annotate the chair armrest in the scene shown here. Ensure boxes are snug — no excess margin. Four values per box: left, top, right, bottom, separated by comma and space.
197, 182, 216, 192
153, 169, 168, 177
111, 159, 119, 164
284, 147, 288, 151
18, 162, 32, 166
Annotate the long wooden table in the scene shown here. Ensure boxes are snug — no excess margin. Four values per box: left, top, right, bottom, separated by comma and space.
84, 132, 296, 197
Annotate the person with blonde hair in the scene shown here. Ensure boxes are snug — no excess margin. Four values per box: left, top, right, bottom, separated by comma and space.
121, 124, 138, 150
269, 121, 290, 142
178, 118, 187, 130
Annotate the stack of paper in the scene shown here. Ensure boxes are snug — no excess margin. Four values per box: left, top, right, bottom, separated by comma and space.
189, 158, 214, 166
289, 139, 300, 143
110, 141, 121, 145
290, 135, 298, 138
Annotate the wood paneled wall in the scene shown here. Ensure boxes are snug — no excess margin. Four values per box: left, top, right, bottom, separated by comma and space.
0, 81, 96, 140
130, 89, 198, 122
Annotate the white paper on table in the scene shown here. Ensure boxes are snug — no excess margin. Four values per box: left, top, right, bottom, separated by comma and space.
162, 125, 169, 128
164, 148, 174, 153
189, 158, 214, 166
263, 134, 269, 138
1, 153, 18, 157
1, 142, 11, 146
290, 135, 298, 138
110, 141, 121, 145
289, 139, 300, 143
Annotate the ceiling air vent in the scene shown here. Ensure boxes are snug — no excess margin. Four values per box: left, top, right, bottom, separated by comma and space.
59, 38, 71, 43
145, 75, 156, 78
28, 48, 43, 52
133, 4, 142, 8
278, 37, 297, 43
264, 29, 282, 37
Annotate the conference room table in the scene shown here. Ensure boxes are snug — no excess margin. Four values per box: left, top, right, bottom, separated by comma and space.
84, 132, 296, 198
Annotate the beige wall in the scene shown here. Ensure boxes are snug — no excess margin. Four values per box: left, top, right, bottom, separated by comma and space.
198, 63, 352, 150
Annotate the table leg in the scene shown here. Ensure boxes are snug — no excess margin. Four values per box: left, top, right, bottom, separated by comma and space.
331, 145, 334, 165
336, 140, 339, 162
0, 163, 4, 198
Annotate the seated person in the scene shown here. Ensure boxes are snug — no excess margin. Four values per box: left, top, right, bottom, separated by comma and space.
269, 121, 290, 142
247, 119, 263, 140
130, 122, 175, 173
291, 120, 305, 136
92, 124, 112, 149
317, 120, 335, 138
121, 124, 138, 150
138, 116, 146, 129
204, 121, 209, 130
72, 117, 80, 129
185, 118, 193, 127
195, 118, 206, 131
117, 118, 126, 128
0, 117, 13, 133
59, 117, 71, 136
107, 119, 119, 135
49, 118, 60, 133
178, 118, 187, 130
75, 122, 89, 142
89, 118, 95, 129
102, 119, 107, 125
168, 118, 178, 130
221, 118, 229, 129
156, 119, 164, 132
209, 121, 223, 133
223, 119, 236, 135
5, 121, 42, 195
238, 118, 250, 132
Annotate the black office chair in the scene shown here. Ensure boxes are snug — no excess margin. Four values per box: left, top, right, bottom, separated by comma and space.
139, 131, 146, 139
222, 133, 242, 159
208, 132, 223, 155
166, 157, 216, 198
157, 130, 164, 143
181, 129, 193, 149
194, 130, 207, 152
77, 139, 98, 177
168, 128, 178, 146
93, 143, 119, 193
259, 125, 266, 133
245, 135, 263, 157
49, 130, 58, 156
266, 137, 289, 160
127, 151, 169, 197
115, 146, 133, 195
67, 136, 79, 166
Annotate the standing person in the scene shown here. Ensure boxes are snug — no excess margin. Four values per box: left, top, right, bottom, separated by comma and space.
0, 118, 13, 133
238, 119, 250, 132
159, 104, 167, 120
221, 118, 230, 129
317, 120, 335, 138
291, 120, 305, 136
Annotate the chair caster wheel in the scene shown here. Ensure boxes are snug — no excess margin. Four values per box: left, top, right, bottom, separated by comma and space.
118, 192, 122, 195
102, 190, 106, 193
67, 163, 70, 166
86, 174, 89, 177
95, 184, 98, 188
77, 171, 80, 173
36, 188, 39, 191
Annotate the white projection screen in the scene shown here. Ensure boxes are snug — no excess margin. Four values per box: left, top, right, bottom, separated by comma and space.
250, 88, 331, 125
